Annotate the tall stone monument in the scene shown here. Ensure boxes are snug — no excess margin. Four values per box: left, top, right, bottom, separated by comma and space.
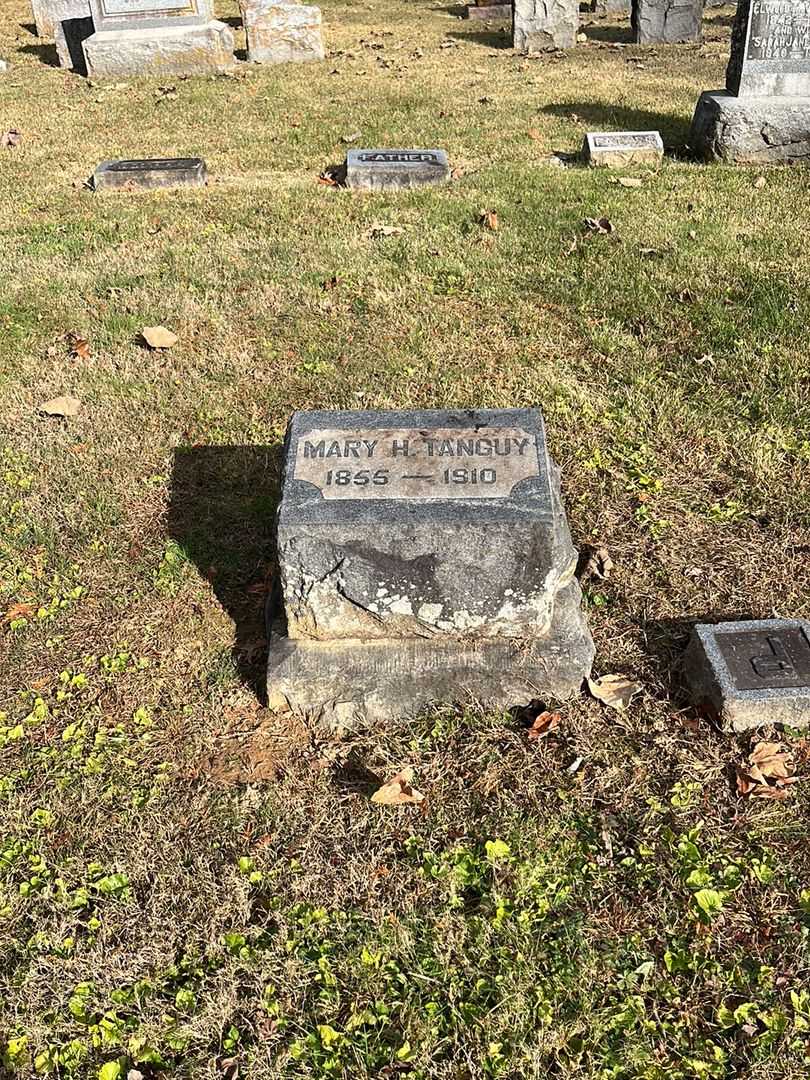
691, 0, 810, 162
632, 0, 703, 43
82, 0, 235, 78
266, 408, 594, 729
514, 0, 579, 51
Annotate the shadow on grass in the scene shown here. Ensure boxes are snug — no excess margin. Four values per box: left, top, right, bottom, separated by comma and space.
17, 42, 59, 67
169, 445, 283, 701
446, 27, 512, 47
581, 22, 634, 41
541, 100, 692, 147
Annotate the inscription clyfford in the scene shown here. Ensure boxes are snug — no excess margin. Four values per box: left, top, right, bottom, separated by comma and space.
718, 627, 810, 690
293, 426, 540, 500
747, 0, 810, 60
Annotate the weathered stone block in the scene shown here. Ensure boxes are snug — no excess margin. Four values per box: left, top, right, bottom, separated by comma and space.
82, 20, 235, 78
633, 0, 703, 43
685, 620, 810, 732
276, 408, 578, 644
94, 157, 207, 191
240, 0, 324, 64
593, 0, 631, 14
583, 130, 664, 165
345, 149, 450, 190
268, 582, 595, 730
30, 0, 90, 40
690, 89, 810, 162
514, 0, 579, 51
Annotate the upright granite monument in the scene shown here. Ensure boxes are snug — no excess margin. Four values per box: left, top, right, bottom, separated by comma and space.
239, 0, 324, 64
82, 0, 235, 78
267, 408, 594, 729
691, 0, 810, 162
514, 0, 579, 51
632, 0, 703, 43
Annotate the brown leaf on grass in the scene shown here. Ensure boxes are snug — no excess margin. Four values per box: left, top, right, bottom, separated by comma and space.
2, 602, 33, 625
588, 674, 642, 712
322, 275, 341, 291
527, 127, 542, 140
371, 767, 425, 805
39, 395, 81, 418
67, 332, 91, 360
1, 128, 22, 149
450, 165, 466, 181
736, 740, 801, 799
528, 711, 561, 741
616, 176, 644, 188
581, 545, 613, 581
753, 175, 766, 189
318, 172, 338, 186
141, 325, 178, 349
584, 216, 613, 234
364, 224, 405, 239
479, 208, 499, 231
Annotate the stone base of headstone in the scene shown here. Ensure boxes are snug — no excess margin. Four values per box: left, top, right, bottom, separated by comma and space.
685, 620, 810, 731
82, 19, 235, 78
690, 90, 810, 164
632, 0, 702, 43
464, 2, 512, 19
240, 0, 324, 64
514, 0, 579, 51
267, 582, 594, 731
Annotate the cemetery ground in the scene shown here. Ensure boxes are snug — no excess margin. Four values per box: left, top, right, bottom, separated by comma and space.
1, 0, 810, 1075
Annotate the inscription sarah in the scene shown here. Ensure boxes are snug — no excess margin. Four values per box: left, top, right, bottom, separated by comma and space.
293, 427, 541, 500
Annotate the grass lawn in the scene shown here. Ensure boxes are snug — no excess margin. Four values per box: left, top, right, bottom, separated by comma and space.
1, 0, 810, 1076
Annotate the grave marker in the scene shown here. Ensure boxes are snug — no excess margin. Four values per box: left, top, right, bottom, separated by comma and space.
267, 407, 594, 729
93, 157, 207, 191
632, 0, 703, 43
345, 149, 450, 191
691, 0, 810, 161
583, 130, 664, 166
240, 0, 324, 64
82, 0, 235, 78
514, 0, 579, 51
685, 620, 810, 730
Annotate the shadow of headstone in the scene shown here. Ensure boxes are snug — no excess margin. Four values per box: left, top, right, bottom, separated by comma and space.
168, 445, 283, 699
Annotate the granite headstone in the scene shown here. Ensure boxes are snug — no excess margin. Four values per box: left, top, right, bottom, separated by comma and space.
82, 0, 235, 77
514, 0, 580, 50
345, 150, 451, 191
583, 130, 664, 165
267, 408, 594, 729
632, 0, 704, 43
691, 0, 810, 161
685, 619, 810, 730
93, 157, 207, 191
239, 0, 325, 64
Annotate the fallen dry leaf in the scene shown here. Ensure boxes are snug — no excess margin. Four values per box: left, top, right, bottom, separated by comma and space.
1, 128, 22, 149
527, 127, 542, 140
582, 545, 613, 581
39, 395, 81, 418
371, 767, 425, 805
736, 740, 801, 799
479, 208, 499, 231
364, 224, 405, 239
2, 602, 33, 625
584, 216, 613, 235
67, 332, 91, 361
753, 175, 766, 189
141, 325, 178, 349
617, 176, 644, 188
528, 711, 561, 741
588, 674, 642, 712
